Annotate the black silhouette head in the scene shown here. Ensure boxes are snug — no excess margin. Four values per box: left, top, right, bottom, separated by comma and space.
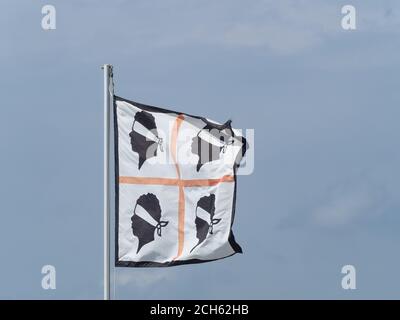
190, 194, 221, 253
131, 193, 168, 254
191, 123, 235, 172
129, 111, 163, 170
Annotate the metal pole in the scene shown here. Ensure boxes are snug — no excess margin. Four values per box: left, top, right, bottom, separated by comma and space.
103, 64, 113, 300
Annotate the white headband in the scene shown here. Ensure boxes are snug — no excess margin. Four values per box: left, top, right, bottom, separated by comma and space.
196, 206, 211, 224
134, 204, 168, 236
197, 130, 234, 153
132, 121, 164, 152
134, 204, 159, 227
196, 206, 221, 235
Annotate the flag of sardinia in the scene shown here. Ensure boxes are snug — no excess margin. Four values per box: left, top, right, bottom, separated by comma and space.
114, 96, 248, 267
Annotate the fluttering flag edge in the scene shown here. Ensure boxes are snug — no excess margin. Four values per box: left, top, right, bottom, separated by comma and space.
113, 95, 248, 268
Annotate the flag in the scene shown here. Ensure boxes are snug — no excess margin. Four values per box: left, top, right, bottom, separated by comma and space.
114, 96, 248, 267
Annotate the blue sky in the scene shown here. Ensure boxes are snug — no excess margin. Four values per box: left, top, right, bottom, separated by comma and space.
1, 0, 400, 299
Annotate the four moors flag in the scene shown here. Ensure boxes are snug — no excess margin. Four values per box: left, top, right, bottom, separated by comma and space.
114, 96, 248, 267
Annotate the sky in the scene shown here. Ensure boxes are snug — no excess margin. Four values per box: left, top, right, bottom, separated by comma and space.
1, 0, 400, 299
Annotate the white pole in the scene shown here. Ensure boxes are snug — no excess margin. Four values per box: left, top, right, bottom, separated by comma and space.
103, 64, 113, 300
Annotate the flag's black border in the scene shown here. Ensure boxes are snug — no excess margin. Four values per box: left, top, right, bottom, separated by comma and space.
113, 95, 248, 267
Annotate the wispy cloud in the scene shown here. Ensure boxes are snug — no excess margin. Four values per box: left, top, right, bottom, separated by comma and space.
6, 0, 400, 63
278, 172, 390, 230
115, 268, 176, 288
137, 1, 340, 54
311, 180, 386, 227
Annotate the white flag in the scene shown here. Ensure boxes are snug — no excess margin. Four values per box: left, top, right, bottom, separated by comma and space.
114, 96, 248, 267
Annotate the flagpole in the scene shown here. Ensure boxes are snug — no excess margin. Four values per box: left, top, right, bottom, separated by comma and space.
103, 64, 113, 300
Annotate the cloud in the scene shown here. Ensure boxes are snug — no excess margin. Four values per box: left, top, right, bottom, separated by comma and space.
277, 171, 391, 230
223, 23, 321, 54
115, 268, 176, 288
220, 1, 334, 54
146, 1, 340, 54
311, 178, 387, 227
6, 0, 400, 64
